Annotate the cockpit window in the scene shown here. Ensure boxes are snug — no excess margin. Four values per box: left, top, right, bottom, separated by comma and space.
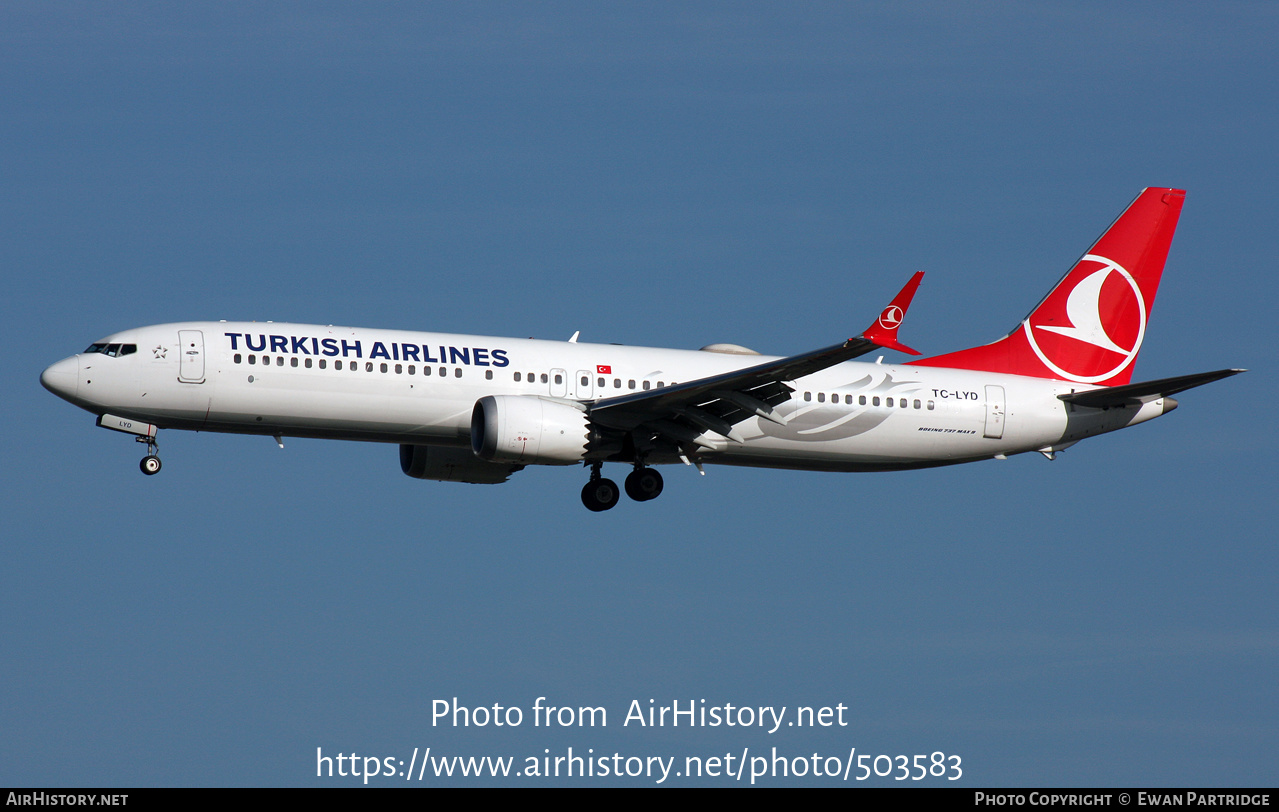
82, 343, 138, 357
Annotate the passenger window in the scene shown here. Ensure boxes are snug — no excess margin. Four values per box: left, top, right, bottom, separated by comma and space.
440, 367, 447, 377
366, 362, 374, 372
554, 374, 563, 384
581, 376, 589, 386
859, 395, 866, 405
614, 378, 621, 388
514, 372, 522, 382
886, 397, 893, 407
927, 401, 935, 410
291, 357, 298, 368
234, 353, 242, 364
657, 381, 664, 388
454, 368, 461, 378
305, 358, 312, 369
485, 370, 492, 380
628, 380, 636, 389
262, 356, 269, 365
818, 393, 825, 403
642, 380, 650, 390
527, 372, 535, 382
873, 397, 880, 406
598, 377, 605, 387
335, 360, 343, 370
275, 357, 282, 366
318, 359, 325, 369
913, 399, 921, 409
900, 399, 908, 409
248, 355, 256, 365
541, 373, 548, 383
408, 365, 415, 375
423, 366, 431, 376
804, 392, 812, 402
845, 394, 852, 404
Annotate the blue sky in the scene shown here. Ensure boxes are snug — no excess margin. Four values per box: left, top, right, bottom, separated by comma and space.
3, 3, 1275, 786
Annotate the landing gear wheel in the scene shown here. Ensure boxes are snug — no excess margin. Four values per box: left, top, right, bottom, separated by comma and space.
625, 468, 664, 502
581, 478, 620, 512
140, 455, 162, 476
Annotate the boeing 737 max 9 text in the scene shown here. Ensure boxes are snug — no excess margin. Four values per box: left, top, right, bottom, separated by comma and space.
41, 188, 1242, 510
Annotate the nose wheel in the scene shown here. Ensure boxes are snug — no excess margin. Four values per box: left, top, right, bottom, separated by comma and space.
136, 436, 162, 476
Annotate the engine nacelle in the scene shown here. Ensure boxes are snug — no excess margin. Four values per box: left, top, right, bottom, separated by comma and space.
471, 395, 591, 465
399, 444, 523, 484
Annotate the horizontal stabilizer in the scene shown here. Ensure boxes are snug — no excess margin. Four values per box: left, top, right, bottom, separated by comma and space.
1058, 368, 1244, 408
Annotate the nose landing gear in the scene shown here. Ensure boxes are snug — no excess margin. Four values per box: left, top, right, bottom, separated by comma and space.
137, 435, 162, 476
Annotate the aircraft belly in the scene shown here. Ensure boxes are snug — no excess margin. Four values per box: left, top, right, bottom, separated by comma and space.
174, 368, 472, 442
711, 408, 988, 471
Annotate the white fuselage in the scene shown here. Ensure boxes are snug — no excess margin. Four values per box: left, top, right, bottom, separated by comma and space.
42, 321, 1170, 473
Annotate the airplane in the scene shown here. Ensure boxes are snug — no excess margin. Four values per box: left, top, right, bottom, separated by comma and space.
41, 188, 1242, 511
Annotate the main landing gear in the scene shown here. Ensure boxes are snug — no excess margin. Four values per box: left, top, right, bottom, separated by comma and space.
624, 466, 664, 502
137, 435, 162, 476
580, 462, 664, 511
581, 471, 619, 512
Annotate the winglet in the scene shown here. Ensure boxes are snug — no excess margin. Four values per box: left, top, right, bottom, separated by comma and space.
858, 271, 924, 355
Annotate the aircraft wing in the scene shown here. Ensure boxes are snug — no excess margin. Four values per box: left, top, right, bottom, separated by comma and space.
588, 273, 924, 447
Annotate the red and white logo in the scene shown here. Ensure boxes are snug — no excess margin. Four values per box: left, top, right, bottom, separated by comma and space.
596, 364, 612, 374
1022, 254, 1147, 384
877, 305, 904, 331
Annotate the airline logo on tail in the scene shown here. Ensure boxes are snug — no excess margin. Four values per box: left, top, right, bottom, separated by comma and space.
1023, 253, 1147, 384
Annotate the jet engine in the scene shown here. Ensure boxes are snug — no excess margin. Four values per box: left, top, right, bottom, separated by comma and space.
471, 395, 591, 465
399, 444, 523, 484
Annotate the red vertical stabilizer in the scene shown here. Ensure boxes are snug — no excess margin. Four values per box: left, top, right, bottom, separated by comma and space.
913, 188, 1185, 386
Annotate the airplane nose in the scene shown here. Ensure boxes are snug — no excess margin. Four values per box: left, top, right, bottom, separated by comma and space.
41, 356, 79, 401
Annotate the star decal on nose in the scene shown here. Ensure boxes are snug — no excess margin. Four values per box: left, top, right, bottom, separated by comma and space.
152, 345, 167, 359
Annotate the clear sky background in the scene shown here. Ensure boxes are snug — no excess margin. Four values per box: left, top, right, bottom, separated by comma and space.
2, 3, 1275, 787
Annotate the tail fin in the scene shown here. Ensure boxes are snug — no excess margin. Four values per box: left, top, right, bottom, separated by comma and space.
914, 188, 1186, 385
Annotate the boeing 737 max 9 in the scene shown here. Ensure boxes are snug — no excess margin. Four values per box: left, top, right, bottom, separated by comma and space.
41, 188, 1242, 510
